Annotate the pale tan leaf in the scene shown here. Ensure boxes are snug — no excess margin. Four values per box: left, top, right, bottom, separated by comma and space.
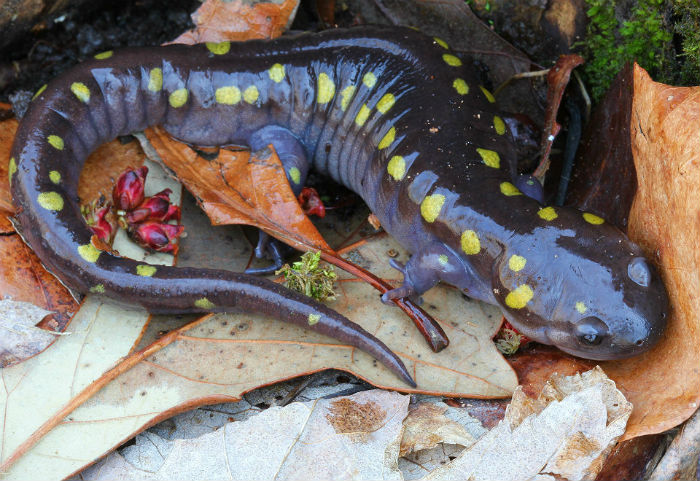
0, 300, 56, 366
400, 403, 477, 456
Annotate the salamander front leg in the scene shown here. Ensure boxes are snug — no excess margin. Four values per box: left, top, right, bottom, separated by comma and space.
381, 243, 450, 305
244, 126, 311, 275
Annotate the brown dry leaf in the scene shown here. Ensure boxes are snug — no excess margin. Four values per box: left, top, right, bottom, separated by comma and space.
400, 403, 477, 457
173, 0, 299, 44
601, 65, 700, 441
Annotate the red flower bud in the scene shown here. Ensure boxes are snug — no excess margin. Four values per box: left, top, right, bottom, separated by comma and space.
113, 166, 148, 211
125, 189, 181, 224
129, 222, 185, 255
82, 198, 116, 244
298, 187, 326, 218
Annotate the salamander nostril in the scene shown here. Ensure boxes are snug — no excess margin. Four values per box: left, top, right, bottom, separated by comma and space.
636, 339, 644, 346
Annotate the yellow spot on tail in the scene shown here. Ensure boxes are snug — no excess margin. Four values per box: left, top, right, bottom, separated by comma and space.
538, 206, 558, 221
420, 194, 445, 223
434, 37, 449, 49
216, 86, 241, 104
508, 255, 527, 272
363, 72, 377, 88
49, 170, 61, 184
136, 265, 157, 277
480, 86, 496, 103
477, 148, 499, 168
453, 78, 469, 95
78, 244, 101, 263
493, 116, 506, 135
438, 254, 449, 265
500, 182, 522, 196
148, 68, 163, 92
378, 127, 396, 150
94, 51, 113, 60
206, 41, 231, 55
583, 212, 605, 225
169, 88, 188, 108
505, 284, 534, 309
90, 284, 105, 293
387, 155, 406, 181
289, 167, 301, 185
243, 85, 259, 104
47, 135, 64, 150
308, 313, 321, 325
576, 301, 588, 314
71, 82, 90, 103
460, 230, 480, 255
268, 63, 285, 83
8, 157, 16, 184
340, 85, 356, 111
377, 93, 395, 114
195, 297, 215, 309
317, 73, 335, 104
442, 54, 462, 67
355, 104, 371, 126
32, 84, 47, 100
37, 192, 64, 211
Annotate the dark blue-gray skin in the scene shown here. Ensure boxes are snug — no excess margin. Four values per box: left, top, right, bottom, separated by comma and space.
10, 27, 669, 387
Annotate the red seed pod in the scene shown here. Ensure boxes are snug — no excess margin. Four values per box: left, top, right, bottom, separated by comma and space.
125, 189, 181, 224
82, 198, 116, 244
129, 222, 185, 254
113, 166, 148, 211
298, 187, 326, 218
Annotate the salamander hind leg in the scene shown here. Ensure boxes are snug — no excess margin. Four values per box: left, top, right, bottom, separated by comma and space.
245, 125, 311, 275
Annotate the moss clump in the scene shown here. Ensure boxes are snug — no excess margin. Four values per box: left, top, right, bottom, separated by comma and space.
276, 251, 337, 301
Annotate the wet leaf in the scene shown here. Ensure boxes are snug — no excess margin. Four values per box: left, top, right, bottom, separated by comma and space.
0, 300, 57, 367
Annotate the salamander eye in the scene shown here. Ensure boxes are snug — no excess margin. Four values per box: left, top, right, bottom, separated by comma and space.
628, 257, 651, 287
575, 317, 608, 346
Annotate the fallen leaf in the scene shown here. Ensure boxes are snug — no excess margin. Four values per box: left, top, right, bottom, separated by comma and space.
0, 300, 57, 367
400, 403, 478, 456
424, 367, 632, 481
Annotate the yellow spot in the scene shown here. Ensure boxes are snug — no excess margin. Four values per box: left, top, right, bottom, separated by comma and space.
576, 301, 588, 314
355, 104, 371, 126
32, 84, 47, 100
505, 284, 534, 309
8, 157, 16, 184
308, 313, 321, 325
420, 194, 445, 223
387, 155, 406, 181
47, 135, 64, 150
583, 212, 605, 225
206, 41, 231, 55
78, 243, 101, 263
477, 148, 499, 168
37, 192, 64, 211
243, 85, 259, 104
169, 88, 188, 108
94, 51, 113, 60
538, 206, 558, 221
215, 86, 241, 105
433, 37, 449, 49
289, 167, 301, 185
493, 116, 506, 135
90, 284, 105, 294
195, 297, 215, 309
71, 82, 90, 103
480, 86, 496, 103
438, 254, 449, 265
453, 78, 469, 95
377, 93, 395, 114
460, 230, 480, 255
378, 127, 396, 150
340, 85, 356, 111
508, 255, 527, 272
363, 72, 377, 88
148, 68, 163, 92
49, 170, 61, 184
500, 182, 522, 196
317, 73, 335, 104
442, 54, 462, 67
268, 63, 285, 83
136, 264, 157, 277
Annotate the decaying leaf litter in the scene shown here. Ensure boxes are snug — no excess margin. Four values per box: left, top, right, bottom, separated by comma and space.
0, 0, 697, 479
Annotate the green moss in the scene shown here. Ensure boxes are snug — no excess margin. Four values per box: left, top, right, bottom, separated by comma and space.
276, 251, 337, 301
673, 0, 700, 85
579, 0, 673, 100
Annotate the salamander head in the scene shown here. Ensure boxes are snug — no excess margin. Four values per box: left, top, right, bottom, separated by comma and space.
491, 207, 668, 360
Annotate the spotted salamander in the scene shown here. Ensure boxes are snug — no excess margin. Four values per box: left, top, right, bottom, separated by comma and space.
10, 27, 669, 386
